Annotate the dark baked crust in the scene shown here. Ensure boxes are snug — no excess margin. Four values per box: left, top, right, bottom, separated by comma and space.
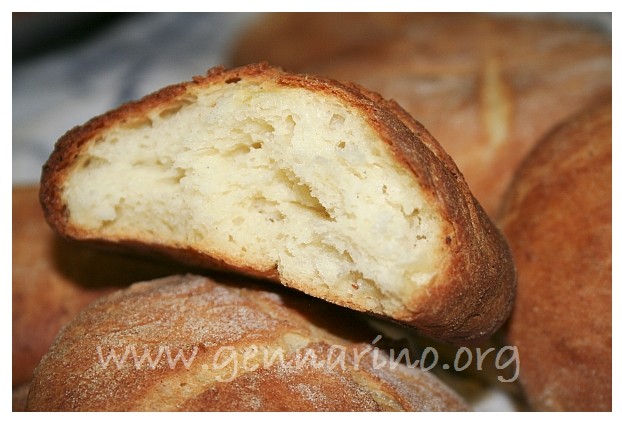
26, 274, 468, 411
40, 63, 516, 343
498, 101, 612, 411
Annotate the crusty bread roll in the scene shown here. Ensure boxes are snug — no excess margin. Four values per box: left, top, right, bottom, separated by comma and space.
231, 13, 612, 214
498, 101, 612, 411
39, 63, 515, 343
27, 274, 469, 411
12, 185, 190, 386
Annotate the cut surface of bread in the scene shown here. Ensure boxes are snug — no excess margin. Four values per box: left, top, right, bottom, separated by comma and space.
41, 63, 515, 342
26, 274, 469, 411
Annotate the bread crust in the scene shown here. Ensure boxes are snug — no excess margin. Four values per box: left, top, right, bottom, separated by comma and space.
26, 274, 469, 411
40, 63, 515, 343
498, 101, 612, 410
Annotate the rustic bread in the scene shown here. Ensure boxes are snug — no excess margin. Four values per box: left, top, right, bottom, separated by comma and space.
231, 13, 612, 214
12, 185, 189, 386
498, 101, 612, 411
27, 274, 469, 411
40, 63, 515, 343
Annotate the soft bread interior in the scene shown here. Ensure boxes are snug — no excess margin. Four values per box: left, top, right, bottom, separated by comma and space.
62, 80, 446, 314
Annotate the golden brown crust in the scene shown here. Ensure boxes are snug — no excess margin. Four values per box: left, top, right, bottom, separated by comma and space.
12, 186, 191, 386
40, 63, 516, 343
231, 13, 612, 214
26, 274, 468, 411
498, 102, 612, 411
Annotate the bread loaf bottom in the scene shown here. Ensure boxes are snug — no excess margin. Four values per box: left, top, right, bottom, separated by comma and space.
27, 274, 468, 411
499, 101, 612, 411
40, 63, 515, 343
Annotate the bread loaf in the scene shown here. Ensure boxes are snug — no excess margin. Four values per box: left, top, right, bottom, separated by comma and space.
230, 13, 415, 71
498, 101, 612, 411
12, 185, 189, 386
27, 274, 469, 411
231, 13, 612, 214
39, 63, 515, 343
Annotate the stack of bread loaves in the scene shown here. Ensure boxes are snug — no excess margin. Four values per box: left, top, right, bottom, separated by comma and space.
230, 15, 613, 410
24, 63, 517, 410
17, 13, 611, 412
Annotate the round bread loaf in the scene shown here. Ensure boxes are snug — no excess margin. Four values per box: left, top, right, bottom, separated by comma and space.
39, 63, 515, 343
27, 274, 469, 411
498, 101, 612, 411
231, 13, 611, 214
12, 185, 189, 386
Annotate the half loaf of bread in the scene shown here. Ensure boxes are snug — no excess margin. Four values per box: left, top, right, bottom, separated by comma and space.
26, 274, 469, 411
40, 63, 515, 342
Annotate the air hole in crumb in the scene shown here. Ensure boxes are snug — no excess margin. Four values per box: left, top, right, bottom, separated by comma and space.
329, 113, 345, 129
158, 99, 194, 119
275, 169, 332, 221
284, 115, 296, 135
223, 144, 251, 157
225, 77, 241, 84
80, 156, 107, 170
122, 116, 153, 129
337, 141, 346, 149
251, 141, 263, 149
342, 249, 354, 263
168, 167, 186, 184
409, 208, 421, 217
